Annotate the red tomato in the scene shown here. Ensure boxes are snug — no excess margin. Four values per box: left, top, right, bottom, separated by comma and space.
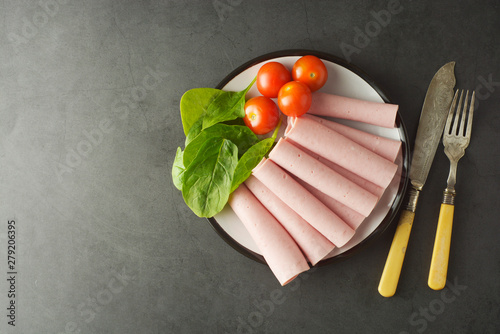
277, 81, 312, 117
256, 62, 292, 98
292, 55, 328, 92
243, 96, 280, 135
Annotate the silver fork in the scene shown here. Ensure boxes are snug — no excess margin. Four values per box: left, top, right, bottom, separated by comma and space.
428, 89, 475, 290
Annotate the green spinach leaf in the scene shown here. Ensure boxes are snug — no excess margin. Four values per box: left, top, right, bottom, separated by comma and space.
182, 137, 238, 217
183, 123, 258, 167
180, 88, 222, 136
230, 120, 281, 192
185, 117, 204, 146
202, 77, 256, 130
172, 147, 185, 191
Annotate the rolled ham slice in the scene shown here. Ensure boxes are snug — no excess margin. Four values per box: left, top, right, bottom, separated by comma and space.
292, 177, 365, 230
252, 158, 355, 247
285, 116, 398, 189
288, 140, 385, 198
308, 92, 398, 128
303, 114, 402, 162
268, 137, 378, 217
228, 184, 309, 286
244, 176, 335, 265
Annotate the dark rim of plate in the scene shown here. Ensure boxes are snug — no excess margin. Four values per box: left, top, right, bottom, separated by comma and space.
207, 49, 410, 267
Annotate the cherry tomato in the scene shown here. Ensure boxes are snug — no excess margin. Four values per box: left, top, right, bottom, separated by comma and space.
256, 62, 292, 98
292, 55, 328, 92
243, 96, 280, 135
277, 81, 312, 117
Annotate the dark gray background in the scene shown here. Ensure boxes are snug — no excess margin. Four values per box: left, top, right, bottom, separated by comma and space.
1, 0, 499, 333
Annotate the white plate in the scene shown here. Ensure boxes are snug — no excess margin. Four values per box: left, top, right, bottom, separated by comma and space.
208, 50, 410, 265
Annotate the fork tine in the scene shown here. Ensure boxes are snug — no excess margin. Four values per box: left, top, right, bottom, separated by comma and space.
458, 90, 470, 136
451, 90, 464, 136
445, 90, 459, 135
465, 91, 475, 138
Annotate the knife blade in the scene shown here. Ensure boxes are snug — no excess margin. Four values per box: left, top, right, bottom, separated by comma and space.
378, 62, 456, 297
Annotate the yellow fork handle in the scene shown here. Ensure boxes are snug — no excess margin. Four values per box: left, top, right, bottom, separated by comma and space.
378, 210, 415, 297
428, 203, 455, 290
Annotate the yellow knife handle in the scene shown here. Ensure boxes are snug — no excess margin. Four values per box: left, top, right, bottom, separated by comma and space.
378, 209, 415, 297
428, 203, 455, 290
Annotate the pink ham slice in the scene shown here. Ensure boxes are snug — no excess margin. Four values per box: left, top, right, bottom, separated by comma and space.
252, 158, 355, 247
308, 92, 399, 128
285, 116, 398, 189
268, 137, 378, 217
288, 140, 385, 198
228, 184, 309, 286
292, 177, 365, 230
244, 175, 335, 265
303, 114, 402, 162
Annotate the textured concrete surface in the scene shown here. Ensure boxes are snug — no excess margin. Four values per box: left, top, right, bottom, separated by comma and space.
0, 0, 499, 333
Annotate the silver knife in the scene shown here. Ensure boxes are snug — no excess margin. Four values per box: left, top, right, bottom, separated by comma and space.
378, 62, 456, 297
